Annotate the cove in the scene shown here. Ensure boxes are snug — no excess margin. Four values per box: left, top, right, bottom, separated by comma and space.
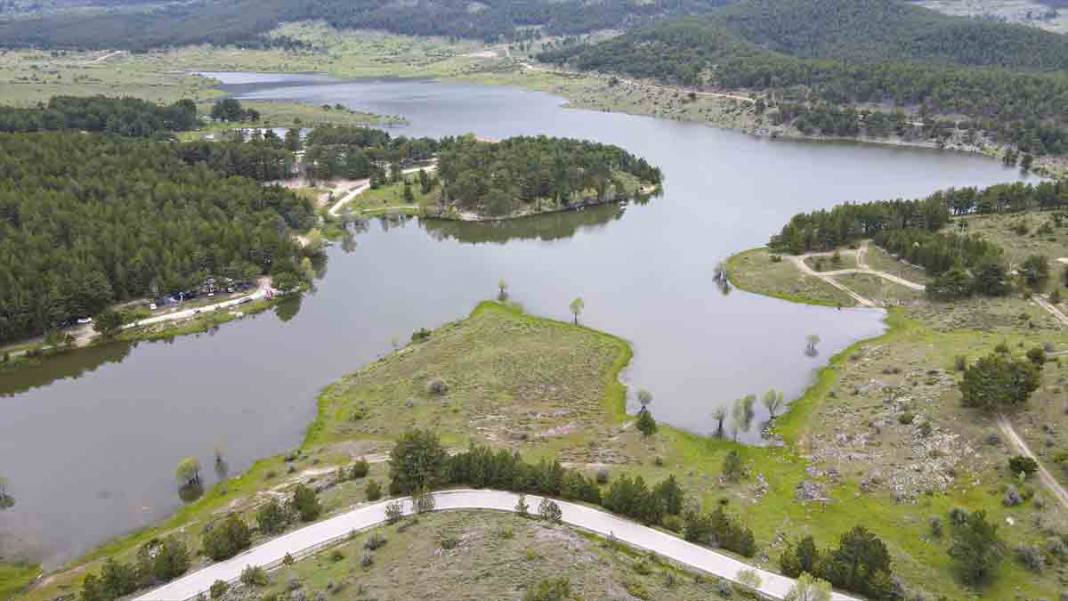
0, 74, 1035, 567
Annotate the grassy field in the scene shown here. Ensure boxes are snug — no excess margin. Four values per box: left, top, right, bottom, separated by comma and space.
219, 510, 733, 601
0, 564, 40, 600
725, 248, 857, 307
345, 176, 440, 216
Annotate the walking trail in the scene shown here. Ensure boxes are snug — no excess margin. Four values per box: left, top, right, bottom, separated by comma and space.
788, 241, 926, 307
997, 416, 1068, 512
327, 162, 438, 218
135, 489, 858, 601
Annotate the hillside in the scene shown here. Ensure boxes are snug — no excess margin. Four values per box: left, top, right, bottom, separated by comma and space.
0, 0, 731, 50
540, 0, 1068, 157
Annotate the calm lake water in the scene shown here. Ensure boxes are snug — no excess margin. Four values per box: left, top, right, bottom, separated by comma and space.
0, 74, 1036, 566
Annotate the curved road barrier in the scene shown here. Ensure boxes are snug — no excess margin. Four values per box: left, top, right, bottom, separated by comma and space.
135, 489, 859, 601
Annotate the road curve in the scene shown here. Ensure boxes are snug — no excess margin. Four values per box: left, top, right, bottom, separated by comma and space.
135, 489, 858, 601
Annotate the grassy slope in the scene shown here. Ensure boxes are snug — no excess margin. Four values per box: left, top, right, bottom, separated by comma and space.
226, 510, 733, 601
0, 564, 40, 599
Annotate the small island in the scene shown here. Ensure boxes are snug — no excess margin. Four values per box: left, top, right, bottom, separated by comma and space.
304, 130, 662, 221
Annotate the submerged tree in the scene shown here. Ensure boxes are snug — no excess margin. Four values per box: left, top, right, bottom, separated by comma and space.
0, 476, 14, 509
731, 395, 757, 439
805, 334, 821, 357
497, 278, 509, 301
711, 407, 727, 438
762, 389, 785, 419
175, 457, 203, 503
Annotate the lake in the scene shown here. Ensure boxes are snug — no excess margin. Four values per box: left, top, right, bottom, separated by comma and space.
0, 74, 1035, 566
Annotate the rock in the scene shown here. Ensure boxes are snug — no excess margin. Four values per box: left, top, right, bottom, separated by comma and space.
1004, 485, 1023, 507
796, 479, 828, 502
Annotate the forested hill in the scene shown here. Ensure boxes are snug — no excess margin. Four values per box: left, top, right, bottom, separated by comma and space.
713, 0, 1068, 70
540, 0, 1068, 156
0, 132, 316, 344
0, 0, 730, 50
435, 136, 661, 218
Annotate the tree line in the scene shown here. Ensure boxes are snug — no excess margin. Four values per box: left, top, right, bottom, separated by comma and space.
0, 96, 197, 137
436, 135, 662, 217
0, 131, 316, 343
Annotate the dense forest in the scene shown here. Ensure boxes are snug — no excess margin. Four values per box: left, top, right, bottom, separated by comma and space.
302, 125, 439, 181
0, 132, 315, 344
0, 95, 197, 136
435, 136, 661, 217
0, 0, 731, 49
540, 0, 1068, 155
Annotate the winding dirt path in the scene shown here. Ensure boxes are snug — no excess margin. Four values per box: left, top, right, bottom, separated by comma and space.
997, 416, 1068, 512
134, 489, 858, 601
787, 241, 926, 307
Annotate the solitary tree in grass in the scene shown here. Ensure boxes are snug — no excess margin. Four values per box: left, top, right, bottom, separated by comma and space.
949, 510, 1003, 585
388, 429, 447, 495
762, 389, 784, 418
636, 407, 657, 437
960, 352, 1041, 410
569, 297, 584, 325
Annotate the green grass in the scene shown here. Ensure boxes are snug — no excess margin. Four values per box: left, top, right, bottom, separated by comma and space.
0, 564, 40, 599
346, 176, 439, 215
246, 510, 732, 601
725, 247, 857, 307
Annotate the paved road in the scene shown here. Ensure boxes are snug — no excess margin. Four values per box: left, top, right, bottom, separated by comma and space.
136, 490, 858, 601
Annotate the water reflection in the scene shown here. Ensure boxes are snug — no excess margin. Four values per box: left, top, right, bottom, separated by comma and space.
420, 202, 626, 244
0, 341, 133, 398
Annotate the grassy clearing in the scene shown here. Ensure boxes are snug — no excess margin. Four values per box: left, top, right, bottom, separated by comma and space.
220, 511, 732, 601
835, 272, 924, 305
0, 564, 40, 599
725, 248, 857, 307
345, 176, 440, 216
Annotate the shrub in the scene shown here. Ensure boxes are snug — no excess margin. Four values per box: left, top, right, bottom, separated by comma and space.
413, 489, 436, 514
949, 510, 1003, 585
1027, 346, 1047, 366
735, 569, 761, 590
202, 515, 252, 561
898, 412, 915, 425
439, 535, 460, 550
384, 501, 404, 524
1015, 545, 1044, 572
360, 552, 374, 568
954, 355, 968, 371
636, 408, 657, 437
364, 532, 387, 551
515, 493, 529, 517
722, 450, 746, 482
365, 479, 382, 501
209, 580, 229, 599
290, 484, 321, 522
595, 468, 610, 484
523, 577, 571, 601
256, 498, 290, 535
350, 459, 370, 479
239, 565, 268, 587
1003, 485, 1023, 506
138, 536, 190, 583
538, 497, 563, 523
928, 517, 943, 539
425, 378, 448, 395
1008, 455, 1039, 477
